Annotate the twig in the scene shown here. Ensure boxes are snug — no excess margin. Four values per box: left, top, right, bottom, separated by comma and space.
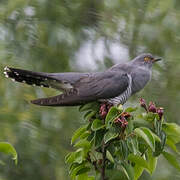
87, 153, 100, 171
141, 146, 148, 157
101, 118, 107, 180
101, 141, 106, 180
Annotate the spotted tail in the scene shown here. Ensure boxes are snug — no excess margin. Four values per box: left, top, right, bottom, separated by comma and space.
3, 66, 60, 88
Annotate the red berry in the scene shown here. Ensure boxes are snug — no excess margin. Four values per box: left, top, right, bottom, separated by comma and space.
148, 101, 157, 113
114, 117, 121, 123
121, 112, 131, 119
157, 107, 164, 120
140, 98, 148, 112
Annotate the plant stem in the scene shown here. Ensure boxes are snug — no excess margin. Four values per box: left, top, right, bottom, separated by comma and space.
141, 146, 148, 157
101, 141, 106, 180
101, 117, 106, 180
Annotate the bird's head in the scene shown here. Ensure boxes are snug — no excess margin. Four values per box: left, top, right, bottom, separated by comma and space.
132, 53, 161, 68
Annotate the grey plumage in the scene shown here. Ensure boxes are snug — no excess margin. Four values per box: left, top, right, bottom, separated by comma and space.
3, 53, 161, 106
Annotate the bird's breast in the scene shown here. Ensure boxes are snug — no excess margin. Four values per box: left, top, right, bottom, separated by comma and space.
131, 67, 151, 94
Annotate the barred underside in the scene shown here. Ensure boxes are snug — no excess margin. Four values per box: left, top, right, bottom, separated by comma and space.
104, 74, 132, 105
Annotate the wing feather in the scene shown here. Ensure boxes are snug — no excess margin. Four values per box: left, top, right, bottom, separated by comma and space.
31, 71, 129, 106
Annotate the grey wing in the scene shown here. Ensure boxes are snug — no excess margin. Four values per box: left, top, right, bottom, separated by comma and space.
31, 71, 129, 106
75, 72, 129, 99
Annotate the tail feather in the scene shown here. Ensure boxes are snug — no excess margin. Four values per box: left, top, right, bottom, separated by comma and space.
3, 66, 64, 89
31, 94, 84, 106
31, 95, 62, 106
3, 66, 90, 106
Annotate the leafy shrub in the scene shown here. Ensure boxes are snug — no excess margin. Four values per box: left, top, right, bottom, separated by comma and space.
66, 99, 180, 180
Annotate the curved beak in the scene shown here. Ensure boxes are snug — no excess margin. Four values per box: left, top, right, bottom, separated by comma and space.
153, 57, 162, 63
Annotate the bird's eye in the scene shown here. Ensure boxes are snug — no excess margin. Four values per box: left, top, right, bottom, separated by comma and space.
144, 57, 151, 61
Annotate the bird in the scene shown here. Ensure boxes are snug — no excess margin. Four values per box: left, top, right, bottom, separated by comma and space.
3, 53, 161, 107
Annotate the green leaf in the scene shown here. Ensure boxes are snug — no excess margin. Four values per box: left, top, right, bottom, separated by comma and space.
69, 163, 80, 174
134, 165, 144, 180
120, 141, 129, 159
152, 133, 161, 142
77, 173, 95, 180
126, 118, 134, 134
0, 142, 18, 165
91, 119, 105, 131
147, 148, 157, 174
133, 116, 152, 128
65, 152, 74, 163
125, 107, 137, 112
94, 129, 104, 148
70, 163, 88, 179
128, 154, 149, 169
154, 117, 163, 136
79, 131, 91, 140
106, 150, 114, 163
154, 131, 167, 157
162, 151, 180, 171
166, 137, 179, 153
87, 176, 95, 180
79, 102, 99, 112
77, 173, 88, 180
74, 140, 91, 151
105, 107, 120, 128
87, 177, 95, 180
134, 127, 155, 151
71, 125, 87, 144
104, 131, 118, 144
73, 150, 84, 164
84, 111, 96, 121
160, 131, 167, 149
65, 149, 84, 164
121, 166, 130, 180
76, 167, 90, 176
162, 123, 180, 144
127, 138, 139, 155
121, 161, 134, 180
117, 104, 123, 111
146, 112, 158, 122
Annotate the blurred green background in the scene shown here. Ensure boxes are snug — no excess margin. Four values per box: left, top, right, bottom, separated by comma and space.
0, 0, 180, 179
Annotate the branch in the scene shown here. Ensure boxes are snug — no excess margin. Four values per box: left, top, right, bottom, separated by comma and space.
101, 140, 107, 180
101, 118, 107, 180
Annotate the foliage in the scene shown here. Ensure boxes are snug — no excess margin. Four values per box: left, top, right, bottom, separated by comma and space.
0, 0, 180, 179
0, 142, 17, 165
66, 99, 180, 180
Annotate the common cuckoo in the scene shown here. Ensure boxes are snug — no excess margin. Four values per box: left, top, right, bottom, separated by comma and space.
3, 53, 161, 106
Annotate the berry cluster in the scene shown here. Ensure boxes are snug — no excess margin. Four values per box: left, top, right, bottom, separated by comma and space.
114, 112, 131, 128
99, 103, 113, 119
140, 98, 164, 120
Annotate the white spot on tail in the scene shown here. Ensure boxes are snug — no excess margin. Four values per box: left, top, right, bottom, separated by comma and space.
14, 72, 19, 76
32, 84, 36, 86
3, 71, 8, 75
11, 79, 15, 82
4, 66, 10, 71
22, 80, 26, 83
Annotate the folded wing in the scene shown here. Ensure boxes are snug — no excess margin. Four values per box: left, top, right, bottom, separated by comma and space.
31, 71, 129, 106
